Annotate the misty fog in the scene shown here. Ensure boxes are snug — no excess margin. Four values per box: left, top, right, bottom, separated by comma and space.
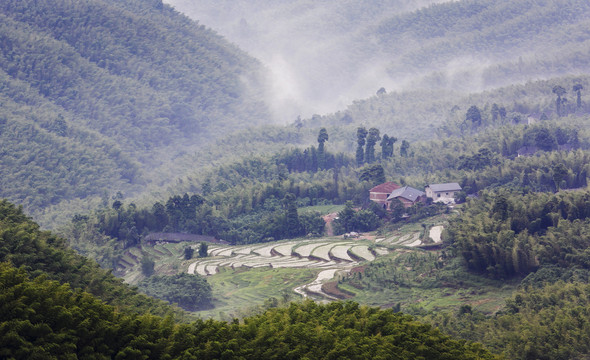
163, 0, 450, 122
164, 0, 590, 123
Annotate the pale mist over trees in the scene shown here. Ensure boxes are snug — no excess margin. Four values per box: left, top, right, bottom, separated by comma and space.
163, 0, 451, 120
165, 0, 590, 122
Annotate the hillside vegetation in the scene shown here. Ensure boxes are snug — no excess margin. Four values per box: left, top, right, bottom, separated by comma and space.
0, 0, 270, 222
0, 199, 496, 359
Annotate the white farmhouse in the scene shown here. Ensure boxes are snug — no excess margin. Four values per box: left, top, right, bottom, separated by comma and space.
425, 183, 462, 203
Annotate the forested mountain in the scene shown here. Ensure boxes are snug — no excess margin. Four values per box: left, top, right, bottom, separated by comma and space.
0, 0, 270, 222
167, 0, 590, 121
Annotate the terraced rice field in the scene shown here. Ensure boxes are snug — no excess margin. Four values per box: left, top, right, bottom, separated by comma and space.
350, 245, 375, 261
184, 236, 421, 300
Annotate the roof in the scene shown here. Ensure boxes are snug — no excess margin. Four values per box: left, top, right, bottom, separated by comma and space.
370, 181, 401, 194
427, 183, 462, 192
387, 186, 425, 201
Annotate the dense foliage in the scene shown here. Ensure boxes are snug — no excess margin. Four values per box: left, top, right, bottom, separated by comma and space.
137, 273, 212, 311
447, 190, 590, 279
424, 282, 590, 360
0, 199, 181, 318
0, 262, 497, 360
0, 0, 270, 220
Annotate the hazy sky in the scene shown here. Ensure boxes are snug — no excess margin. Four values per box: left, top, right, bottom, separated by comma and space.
163, 0, 449, 122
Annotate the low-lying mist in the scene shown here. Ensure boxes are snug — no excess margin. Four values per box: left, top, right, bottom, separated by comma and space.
163, 0, 450, 121
164, 0, 590, 123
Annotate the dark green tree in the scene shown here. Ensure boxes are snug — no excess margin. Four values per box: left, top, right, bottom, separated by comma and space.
359, 164, 386, 186
141, 256, 155, 277
466, 105, 482, 128
573, 84, 583, 109
184, 246, 194, 260
524, 127, 556, 151
380, 134, 397, 160
284, 193, 300, 237
552, 163, 569, 192
298, 211, 325, 236
400, 140, 410, 157
137, 273, 212, 311
317, 128, 329, 170
365, 128, 380, 164
333, 201, 356, 234
553, 85, 566, 116
198, 242, 208, 258
356, 127, 368, 166
491, 103, 500, 122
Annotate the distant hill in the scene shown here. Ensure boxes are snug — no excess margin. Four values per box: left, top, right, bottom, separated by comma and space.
0, 0, 270, 222
167, 0, 590, 120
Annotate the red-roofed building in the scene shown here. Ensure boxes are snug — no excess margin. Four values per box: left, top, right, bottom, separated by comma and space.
369, 181, 401, 209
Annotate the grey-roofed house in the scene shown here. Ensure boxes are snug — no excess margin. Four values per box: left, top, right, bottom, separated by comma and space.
425, 183, 462, 203
387, 186, 426, 208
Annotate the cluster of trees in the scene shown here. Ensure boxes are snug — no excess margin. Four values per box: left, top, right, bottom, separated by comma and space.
341, 251, 444, 293
332, 201, 381, 235
70, 190, 327, 267
273, 130, 353, 173
356, 127, 404, 165
447, 190, 590, 279
370, 121, 584, 195
553, 84, 585, 116
137, 273, 212, 311
461, 149, 589, 194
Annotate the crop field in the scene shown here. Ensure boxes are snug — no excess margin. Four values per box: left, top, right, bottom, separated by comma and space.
116, 217, 509, 319
298, 204, 345, 215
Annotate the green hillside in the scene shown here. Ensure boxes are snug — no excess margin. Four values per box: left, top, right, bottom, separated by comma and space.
0, 0, 270, 222
0, 199, 496, 359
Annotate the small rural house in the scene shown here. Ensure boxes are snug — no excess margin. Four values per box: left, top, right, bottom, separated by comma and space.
387, 186, 425, 208
369, 181, 401, 209
425, 183, 462, 203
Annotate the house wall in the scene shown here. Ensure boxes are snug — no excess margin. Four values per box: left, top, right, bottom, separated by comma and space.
370, 192, 391, 208
434, 190, 457, 199
398, 197, 415, 208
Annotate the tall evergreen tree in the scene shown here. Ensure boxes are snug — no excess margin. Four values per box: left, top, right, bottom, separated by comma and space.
400, 140, 410, 157
198, 242, 209, 258
317, 128, 329, 170
284, 193, 300, 237
380, 134, 397, 159
466, 105, 482, 129
553, 85, 566, 116
573, 84, 583, 109
365, 128, 380, 164
356, 127, 368, 166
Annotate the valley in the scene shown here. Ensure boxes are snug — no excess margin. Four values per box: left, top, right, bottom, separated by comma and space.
2, 0, 590, 358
